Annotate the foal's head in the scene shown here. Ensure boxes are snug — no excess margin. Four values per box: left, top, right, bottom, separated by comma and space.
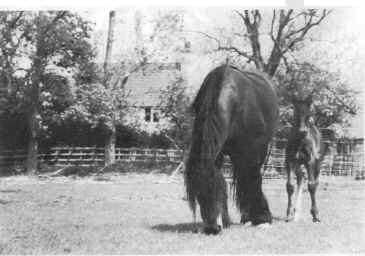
292, 96, 315, 137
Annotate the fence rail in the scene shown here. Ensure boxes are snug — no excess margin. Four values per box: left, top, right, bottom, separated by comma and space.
1, 142, 364, 177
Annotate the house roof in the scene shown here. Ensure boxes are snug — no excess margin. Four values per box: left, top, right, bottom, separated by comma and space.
123, 64, 180, 107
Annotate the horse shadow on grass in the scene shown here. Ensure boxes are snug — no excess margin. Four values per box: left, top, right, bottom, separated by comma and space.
0, 189, 22, 193
151, 222, 204, 233
151, 216, 286, 233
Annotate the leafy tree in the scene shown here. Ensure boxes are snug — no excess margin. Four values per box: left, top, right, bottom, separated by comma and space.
275, 62, 358, 133
0, 11, 96, 173
63, 9, 185, 165
160, 76, 193, 150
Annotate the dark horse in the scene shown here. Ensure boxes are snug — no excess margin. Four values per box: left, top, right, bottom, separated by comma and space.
185, 65, 278, 234
285, 96, 325, 222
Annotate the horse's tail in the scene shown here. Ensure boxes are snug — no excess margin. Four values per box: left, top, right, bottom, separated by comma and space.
185, 148, 197, 216
184, 66, 226, 216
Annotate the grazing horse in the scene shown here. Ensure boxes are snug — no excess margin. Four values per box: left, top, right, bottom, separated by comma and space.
285, 96, 325, 222
185, 65, 278, 234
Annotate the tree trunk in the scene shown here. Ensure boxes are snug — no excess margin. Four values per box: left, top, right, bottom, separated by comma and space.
104, 124, 116, 165
265, 49, 282, 77
103, 11, 116, 166
26, 108, 39, 174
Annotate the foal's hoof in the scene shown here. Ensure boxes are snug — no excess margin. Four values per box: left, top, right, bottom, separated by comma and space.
312, 217, 320, 223
203, 225, 222, 235
257, 223, 271, 229
243, 221, 252, 227
223, 219, 231, 228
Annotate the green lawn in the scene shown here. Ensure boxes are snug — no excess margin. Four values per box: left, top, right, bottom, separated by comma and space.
0, 173, 364, 254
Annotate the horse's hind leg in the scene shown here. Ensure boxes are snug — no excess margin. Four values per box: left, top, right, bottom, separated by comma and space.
293, 167, 305, 222
306, 160, 320, 222
216, 153, 231, 228
230, 154, 251, 224
248, 164, 273, 225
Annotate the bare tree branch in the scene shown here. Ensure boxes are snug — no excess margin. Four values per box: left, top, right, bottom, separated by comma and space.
235, 10, 265, 71
216, 46, 256, 63
266, 9, 294, 75
9, 11, 23, 28
192, 9, 331, 77
185, 29, 256, 63
284, 10, 331, 52
184, 30, 220, 45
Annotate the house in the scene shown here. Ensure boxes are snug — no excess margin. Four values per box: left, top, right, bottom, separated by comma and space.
121, 63, 181, 134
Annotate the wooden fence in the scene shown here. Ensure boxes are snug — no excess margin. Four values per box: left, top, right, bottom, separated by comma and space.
0, 139, 364, 177
0, 147, 184, 167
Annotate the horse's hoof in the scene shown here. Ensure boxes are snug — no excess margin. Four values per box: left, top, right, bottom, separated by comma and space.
251, 212, 273, 226
293, 212, 301, 222
240, 214, 250, 224
203, 225, 221, 235
240, 218, 251, 225
286, 212, 294, 222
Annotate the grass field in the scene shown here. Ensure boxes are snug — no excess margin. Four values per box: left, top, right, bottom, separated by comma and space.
0, 173, 364, 254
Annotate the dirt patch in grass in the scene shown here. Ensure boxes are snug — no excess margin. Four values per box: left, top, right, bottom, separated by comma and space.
0, 175, 364, 254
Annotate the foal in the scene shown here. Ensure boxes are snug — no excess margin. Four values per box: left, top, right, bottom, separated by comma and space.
285, 96, 324, 222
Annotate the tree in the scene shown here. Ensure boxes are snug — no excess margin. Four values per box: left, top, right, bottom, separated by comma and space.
195, 9, 331, 77
103, 11, 117, 165
0, 11, 96, 173
275, 62, 358, 132
63, 9, 185, 162
190, 9, 359, 134
160, 76, 193, 150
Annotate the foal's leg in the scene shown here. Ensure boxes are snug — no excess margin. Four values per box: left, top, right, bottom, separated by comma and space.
293, 167, 305, 222
286, 160, 298, 221
306, 160, 321, 222
285, 161, 294, 221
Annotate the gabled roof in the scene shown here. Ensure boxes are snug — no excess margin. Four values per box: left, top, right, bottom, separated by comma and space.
123, 64, 180, 107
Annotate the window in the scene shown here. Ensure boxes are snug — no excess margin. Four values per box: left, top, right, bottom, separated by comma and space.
144, 107, 151, 122
153, 111, 159, 122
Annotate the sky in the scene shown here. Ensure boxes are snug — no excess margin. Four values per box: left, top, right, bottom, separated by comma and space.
80, 7, 365, 137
